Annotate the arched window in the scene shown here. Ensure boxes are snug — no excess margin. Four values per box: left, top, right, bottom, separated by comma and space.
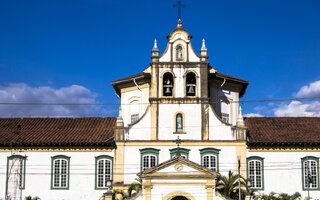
301, 156, 319, 190
163, 72, 173, 96
95, 155, 113, 189
186, 73, 196, 96
203, 155, 217, 171
51, 155, 70, 189
7, 155, 26, 190
176, 113, 183, 132
176, 45, 183, 60
247, 156, 264, 189
140, 148, 160, 171
200, 148, 220, 172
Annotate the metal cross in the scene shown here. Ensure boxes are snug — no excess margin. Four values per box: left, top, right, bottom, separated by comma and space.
175, 136, 182, 157
173, 1, 186, 19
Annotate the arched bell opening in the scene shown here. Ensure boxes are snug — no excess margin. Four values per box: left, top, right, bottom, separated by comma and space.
186, 72, 196, 96
163, 72, 174, 96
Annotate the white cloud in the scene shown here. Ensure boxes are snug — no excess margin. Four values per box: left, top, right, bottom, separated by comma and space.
0, 83, 102, 117
243, 113, 263, 117
272, 80, 320, 117
296, 80, 320, 98
274, 100, 320, 117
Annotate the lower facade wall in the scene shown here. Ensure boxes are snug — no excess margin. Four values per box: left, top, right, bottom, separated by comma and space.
0, 150, 113, 200
247, 150, 320, 199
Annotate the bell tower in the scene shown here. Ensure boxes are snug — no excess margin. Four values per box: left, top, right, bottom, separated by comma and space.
147, 18, 211, 140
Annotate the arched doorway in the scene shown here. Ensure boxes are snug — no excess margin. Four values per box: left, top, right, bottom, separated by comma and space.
171, 196, 189, 200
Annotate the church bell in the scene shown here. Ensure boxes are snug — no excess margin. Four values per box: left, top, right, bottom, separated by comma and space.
187, 84, 195, 95
165, 86, 172, 94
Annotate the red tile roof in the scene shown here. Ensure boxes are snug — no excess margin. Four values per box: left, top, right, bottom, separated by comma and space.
112, 73, 145, 84
245, 117, 320, 146
0, 117, 117, 147
215, 72, 249, 83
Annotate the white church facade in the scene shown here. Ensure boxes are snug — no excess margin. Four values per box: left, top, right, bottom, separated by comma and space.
0, 20, 320, 200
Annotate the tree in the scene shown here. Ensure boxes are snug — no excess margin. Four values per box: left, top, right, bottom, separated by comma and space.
216, 170, 247, 200
254, 192, 301, 200
128, 178, 142, 197
112, 178, 142, 200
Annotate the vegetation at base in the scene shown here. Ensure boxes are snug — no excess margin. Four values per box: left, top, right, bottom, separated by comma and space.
216, 170, 247, 200
112, 178, 142, 200
25, 196, 41, 200
253, 192, 302, 200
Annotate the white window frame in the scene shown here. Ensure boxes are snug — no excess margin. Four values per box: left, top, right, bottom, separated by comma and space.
302, 157, 319, 190
202, 154, 217, 172
142, 155, 157, 171
51, 155, 70, 189
95, 155, 113, 189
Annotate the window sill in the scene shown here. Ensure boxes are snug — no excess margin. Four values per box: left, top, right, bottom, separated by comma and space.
173, 132, 186, 134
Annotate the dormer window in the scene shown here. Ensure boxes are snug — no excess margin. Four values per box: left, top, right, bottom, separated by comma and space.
163, 72, 173, 96
176, 45, 183, 60
186, 72, 196, 96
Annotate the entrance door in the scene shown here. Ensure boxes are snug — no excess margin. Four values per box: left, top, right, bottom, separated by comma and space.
171, 196, 189, 200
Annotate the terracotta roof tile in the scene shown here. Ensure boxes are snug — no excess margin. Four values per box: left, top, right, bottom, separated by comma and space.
0, 117, 117, 147
245, 117, 320, 146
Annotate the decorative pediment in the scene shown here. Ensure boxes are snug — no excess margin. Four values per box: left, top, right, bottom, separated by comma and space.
138, 156, 219, 179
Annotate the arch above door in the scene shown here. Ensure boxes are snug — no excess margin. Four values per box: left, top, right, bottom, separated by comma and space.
162, 191, 196, 200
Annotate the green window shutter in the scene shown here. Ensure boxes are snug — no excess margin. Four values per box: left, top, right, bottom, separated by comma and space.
139, 148, 160, 172
301, 156, 320, 191
169, 148, 190, 159
199, 148, 220, 172
51, 155, 70, 190
247, 156, 264, 190
95, 155, 113, 190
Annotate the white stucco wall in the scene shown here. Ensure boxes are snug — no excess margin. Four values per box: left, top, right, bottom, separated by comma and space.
247, 151, 320, 198
159, 31, 200, 63
121, 86, 149, 126
0, 151, 114, 200
208, 106, 235, 140
158, 104, 202, 140
127, 106, 151, 140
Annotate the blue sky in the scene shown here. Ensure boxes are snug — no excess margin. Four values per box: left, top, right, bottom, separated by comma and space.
0, 0, 319, 117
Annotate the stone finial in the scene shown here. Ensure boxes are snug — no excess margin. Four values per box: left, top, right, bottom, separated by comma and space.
238, 106, 243, 122
200, 38, 208, 61
152, 39, 159, 51
117, 107, 123, 123
151, 39, 159, 61
177, 18, 183, 28
201, 38, 207, 51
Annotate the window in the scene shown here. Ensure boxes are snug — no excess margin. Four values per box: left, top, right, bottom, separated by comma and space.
220, 97, 231, 124
95, 155, 113, 190
301, 156, 319, 190
163, 72, 173, 96
186, 72, 196, 96
7, 155, 26, 190
170, 148, 190, 159
247, 156, 264, 190
200, 148, 220, 172
176, 113, 183, 132
140, 148, 160, 171
131, 114, 139, 124
130, 100, 139, 123
51, 155, 70, 189
222, 113, 229, 123
176, 45, 183, 60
